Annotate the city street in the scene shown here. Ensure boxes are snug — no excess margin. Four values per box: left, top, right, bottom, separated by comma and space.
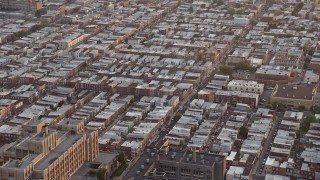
252, 114, 281, 176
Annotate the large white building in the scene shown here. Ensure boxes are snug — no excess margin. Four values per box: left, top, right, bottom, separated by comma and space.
227, 80, 264, 94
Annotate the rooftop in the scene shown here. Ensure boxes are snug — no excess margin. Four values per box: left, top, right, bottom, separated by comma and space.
35, 134, 83, 170
272, 84, 316, 100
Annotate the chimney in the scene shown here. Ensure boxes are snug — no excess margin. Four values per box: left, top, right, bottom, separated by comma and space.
193, 148, 196, 162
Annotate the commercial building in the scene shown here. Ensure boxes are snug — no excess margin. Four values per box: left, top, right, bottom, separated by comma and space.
270, 84, 317, 110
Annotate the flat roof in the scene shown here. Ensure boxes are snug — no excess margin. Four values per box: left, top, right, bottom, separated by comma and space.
272, 84, 316, 100
35, 134, 82, 170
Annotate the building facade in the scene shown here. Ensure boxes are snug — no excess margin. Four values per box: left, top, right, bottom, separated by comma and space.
227, 80, 264, 95
214, 90, 259, 108
0, 130, 99, 180
0, 0, 42, 12
156, 150, 226, 180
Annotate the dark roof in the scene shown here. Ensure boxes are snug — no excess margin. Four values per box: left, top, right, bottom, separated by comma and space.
272, 84, 316, 100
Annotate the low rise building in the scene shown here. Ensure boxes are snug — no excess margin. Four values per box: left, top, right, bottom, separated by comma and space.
270, 84, 317, 110
214, 90, 259, 107
156, 150, 226, 180
227, 80, 264, 95
59, 33, 84, 50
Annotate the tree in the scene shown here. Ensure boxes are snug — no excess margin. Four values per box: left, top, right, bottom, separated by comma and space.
35, 10, 41, 18
292, 3, 304, 16
301, 114, 316, 133
236, 10, 244, 14
271, 101, 284, 110
298, 105, 305, 112
239, 126, 248, 139
96, 169, 106, 180
227, 8, 235, 14
129, 97, 135, 105
266, 102, 284, 110
296, 130, 301, 139
217, 0, 223, 5
305, 57, 311, 63
269, 22, 278, 29
305, 114, 316, 126
308, 50, 314, 56
251, 20, 258, 26
173, 113, 182, 121
118, 151, 126, 164
219, 65, 234, 75
265, 104, 273, 109
235, 61, 256, 72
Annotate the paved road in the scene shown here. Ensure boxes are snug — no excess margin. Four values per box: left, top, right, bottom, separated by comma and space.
252, 114, 280, 176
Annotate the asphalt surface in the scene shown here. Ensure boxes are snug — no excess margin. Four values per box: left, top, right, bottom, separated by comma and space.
252, 113, 281, 177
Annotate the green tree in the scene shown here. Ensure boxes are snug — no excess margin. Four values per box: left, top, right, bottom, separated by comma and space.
227, 8, 235, 14
217, 0, 223, 5
308, 50, 314, 56
35, 10, 41, 18
269, 21, 278, 29
236, 10, 244, 14
239, 126, 248, 139
296, 130, 301, 139
118, 151, 126, 164
298, 105, 305, 111
265, 104, 273, 109
266, 101, 284, 110
313, 105, 319, 113
292, 3, 304, 16
251, 20, 258, 26
305, 114, 316, 126
305, 57, 311, 63
96, 169, 106, 180
173, 113, 182, 121
219, 65, 234, 75
129, 97, 135, 105
235, 61, 256, 72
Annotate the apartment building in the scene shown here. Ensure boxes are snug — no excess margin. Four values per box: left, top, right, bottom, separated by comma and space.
214, 90, 259, 107
0, 124, 21, 143
274, 53, 302, 67
227, 80, 264, 95
156, 150, 226, 180
0, 0, 42, 12
59, 33, 84, 50
0, 99, 22, 120
255, 68, 291, 81
0, 127, 99, 180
